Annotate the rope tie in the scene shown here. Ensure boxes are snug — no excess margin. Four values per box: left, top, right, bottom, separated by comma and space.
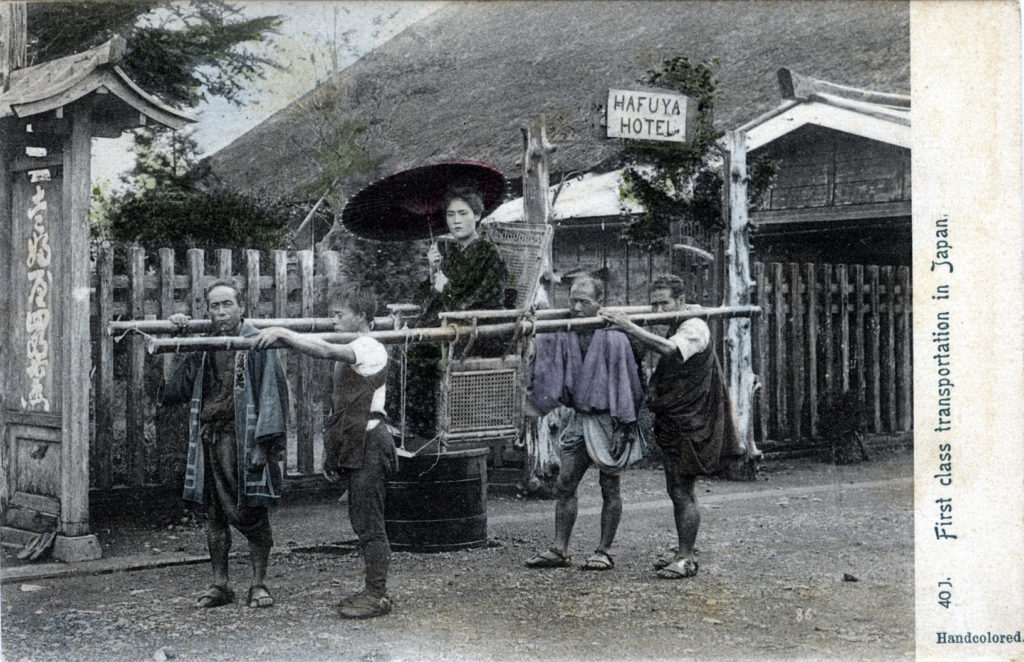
398, 331, 411, 450
460, 316, 480, 359
114, 326, 156, 344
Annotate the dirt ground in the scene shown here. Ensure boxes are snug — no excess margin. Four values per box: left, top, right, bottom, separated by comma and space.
1, 449, 913, 662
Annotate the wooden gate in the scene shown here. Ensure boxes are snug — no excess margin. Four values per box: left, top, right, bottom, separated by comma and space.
0, 32, 191, 559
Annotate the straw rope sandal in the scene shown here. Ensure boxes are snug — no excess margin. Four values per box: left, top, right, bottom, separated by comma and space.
196, 585, 234, 609
525, 549, 572, 568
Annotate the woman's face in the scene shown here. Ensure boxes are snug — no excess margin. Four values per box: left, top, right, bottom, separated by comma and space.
445, 198, 480, 243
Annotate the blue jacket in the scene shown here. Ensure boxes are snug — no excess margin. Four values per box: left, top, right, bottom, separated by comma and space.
161, 322, 289, 507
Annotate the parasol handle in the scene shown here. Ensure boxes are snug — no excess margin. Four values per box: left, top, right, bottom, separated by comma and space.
427, 242, 447, 290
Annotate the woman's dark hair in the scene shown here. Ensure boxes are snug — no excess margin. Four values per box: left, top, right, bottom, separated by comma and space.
329, 282, 378, 323
442, 185, 485, 217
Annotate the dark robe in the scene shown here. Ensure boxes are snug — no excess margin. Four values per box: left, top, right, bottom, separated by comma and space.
162, 322, 289, 507
325, 360, 389, 472
417, 236, 508, 325
406, 236, 509, 437
648, 325, 743, 476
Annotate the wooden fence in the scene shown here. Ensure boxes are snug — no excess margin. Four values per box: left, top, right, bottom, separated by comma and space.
87, 243, 913, 491
751, 262, 913, 448
90, 243, 348, 491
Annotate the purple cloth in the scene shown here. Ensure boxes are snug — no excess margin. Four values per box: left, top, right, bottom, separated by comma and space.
528, 329, 644, 423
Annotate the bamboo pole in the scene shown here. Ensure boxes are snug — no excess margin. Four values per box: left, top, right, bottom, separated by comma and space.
110, 304, 661, 336
109, 316, 411, 336
147, 305, 762, 354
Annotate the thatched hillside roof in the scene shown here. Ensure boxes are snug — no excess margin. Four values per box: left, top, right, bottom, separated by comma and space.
207, 1, 908, 203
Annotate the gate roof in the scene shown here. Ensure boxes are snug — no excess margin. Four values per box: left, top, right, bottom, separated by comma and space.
0, 37, 193, 132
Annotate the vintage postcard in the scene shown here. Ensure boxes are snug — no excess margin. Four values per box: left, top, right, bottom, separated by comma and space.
0, 1, 1021, 660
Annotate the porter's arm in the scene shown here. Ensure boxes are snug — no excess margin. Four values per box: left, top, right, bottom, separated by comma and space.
253, 327, 356, 364
599, 311, 677, 356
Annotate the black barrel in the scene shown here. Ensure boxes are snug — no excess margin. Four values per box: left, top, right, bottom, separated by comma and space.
385, 447, 488, 552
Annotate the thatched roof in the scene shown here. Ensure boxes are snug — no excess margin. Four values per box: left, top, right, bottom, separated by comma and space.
207, 1, 908, 202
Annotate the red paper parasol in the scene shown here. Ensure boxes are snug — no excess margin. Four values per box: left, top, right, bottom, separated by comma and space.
341, 160, 506, 241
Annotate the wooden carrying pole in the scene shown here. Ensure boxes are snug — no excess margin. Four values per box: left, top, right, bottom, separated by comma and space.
109, 305, 659, 337
108, 316, 406, 336
147, 305, 761, 354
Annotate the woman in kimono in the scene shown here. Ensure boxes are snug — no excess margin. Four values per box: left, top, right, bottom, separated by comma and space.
406, 185, 509, 438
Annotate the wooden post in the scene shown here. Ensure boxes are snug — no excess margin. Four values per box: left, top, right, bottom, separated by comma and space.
772, 262, 788, 436
788, 262, 804, 440
883, 266, 897, 433
805, 263, 818, 437
271, 249, 296, 467
0, 119, 13, 511
0, 2, 26, 91
754, 261, 770, 442
95, 243, 114, 489
59, 100, 97, 543
273, 251, 288, 318
216, 248, 232, 283
897, 266, 912, 430
854, 265, 866, 416
522, 117, 552, 227
316, 250, 343, 469
159, 247, 175, 382
822, 263, 835, 397
868, 265, 881, 433
187, 248, 205, 316
245, 249, 261, 317
838, 264, 850, 392
127, 245, 147, 487
521, 116, 558, 492
723, 130, 759, 457
295, 250, 316, 475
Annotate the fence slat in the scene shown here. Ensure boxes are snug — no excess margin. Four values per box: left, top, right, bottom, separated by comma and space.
216, 248, 232, 283
95, 243, 114, 489
313, 251, 344, 471
295, 250, 316, 475
883, 266, 897, 433
789, 263, 804, 440
898, 266, 913, 430
772, 263, 788, 436
272, 251, 288, 316
269, 250, 299, 472
805, 263, 818, 437
822, 263, 834, 398
159, 248, 175, 382
246, 249, 261, 317
710, 238, 725, 376
868, 265, 881, 433
837, 264, 850, 392
853, 265, 866, 414
188, 249, 205, 317
127, 246, 147, 486
754, 262, 769, 443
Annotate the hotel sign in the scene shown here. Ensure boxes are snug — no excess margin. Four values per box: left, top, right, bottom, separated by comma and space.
606, 88, 694, 143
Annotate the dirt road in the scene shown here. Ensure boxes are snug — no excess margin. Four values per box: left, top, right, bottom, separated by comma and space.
1, 451, 913, 661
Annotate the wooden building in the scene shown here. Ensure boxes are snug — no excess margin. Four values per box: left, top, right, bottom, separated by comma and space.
744, 69, 911, 266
